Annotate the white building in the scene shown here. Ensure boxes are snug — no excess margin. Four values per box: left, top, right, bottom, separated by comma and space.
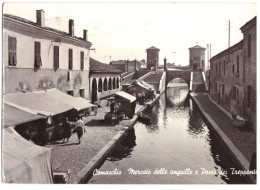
3, 10, 92, 99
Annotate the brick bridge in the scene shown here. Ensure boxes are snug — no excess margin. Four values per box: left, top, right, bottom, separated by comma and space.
165, 69, 191, 87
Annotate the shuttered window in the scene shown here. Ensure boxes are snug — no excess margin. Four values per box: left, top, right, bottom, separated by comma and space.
54, 46, 59, 70
34, 42, 42, 68
80, 51, 84, 70
8, 36, 17, 66
69, 49, 73, 70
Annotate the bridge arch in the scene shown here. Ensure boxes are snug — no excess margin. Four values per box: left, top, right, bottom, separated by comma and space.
165, 70, 191, 88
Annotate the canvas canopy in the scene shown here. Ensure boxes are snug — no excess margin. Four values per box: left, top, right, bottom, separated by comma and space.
4, 91, 74, 116
115, 91, 136, 103
33, 88, 97, 111
3, 103, 46, 127
2, 127, 53, 183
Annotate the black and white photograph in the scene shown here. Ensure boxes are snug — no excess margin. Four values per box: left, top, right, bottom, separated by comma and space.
0, 0, 257, 186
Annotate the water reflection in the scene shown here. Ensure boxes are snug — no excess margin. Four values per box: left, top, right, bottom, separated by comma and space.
88, 85, 247, 184
107, 128, 136, 162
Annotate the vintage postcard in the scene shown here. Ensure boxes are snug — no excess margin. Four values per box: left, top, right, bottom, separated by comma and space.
1, 1, 257, 186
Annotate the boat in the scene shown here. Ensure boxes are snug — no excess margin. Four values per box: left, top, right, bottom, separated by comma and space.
232, 114, 247, 127
137, 111, 151, 125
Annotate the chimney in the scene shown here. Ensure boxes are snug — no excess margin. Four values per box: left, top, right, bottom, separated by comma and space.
134, 59, 137, 71
36, 9, 45, 27
164, 57, 167, 71
69, 19, 74, 36
83, 29, 88, 41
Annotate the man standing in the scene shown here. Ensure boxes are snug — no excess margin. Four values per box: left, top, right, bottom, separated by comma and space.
62, 117, 71, 143
75, 117, 86, 144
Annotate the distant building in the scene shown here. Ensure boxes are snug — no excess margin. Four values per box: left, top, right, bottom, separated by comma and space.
189, 44, 206, 71
110, 59, 141, 73
3, 10, 92, 99
209, 16, 256, 130
90, 58, 122, 104
146, 46, 160, 71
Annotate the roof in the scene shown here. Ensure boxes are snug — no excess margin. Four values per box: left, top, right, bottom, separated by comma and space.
240, 16, 256, 32
2, 127, 53, 183
3, 104, 46, 127
110, 60, 125, 65
146, 46, 160, 50
189, 44, 206, 50
210, 40, 243, 62
115, 91, 136, 103
4, 90, 74, 116
128, 81, 155, 91
3, 14, 92, 46
34, 88, 97, 111
90, 58, 123, 74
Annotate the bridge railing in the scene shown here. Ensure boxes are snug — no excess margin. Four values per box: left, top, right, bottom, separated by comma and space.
189, 71, 193, 91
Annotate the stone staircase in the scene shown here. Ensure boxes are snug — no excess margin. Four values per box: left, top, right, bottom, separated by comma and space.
192, 71, 206, 92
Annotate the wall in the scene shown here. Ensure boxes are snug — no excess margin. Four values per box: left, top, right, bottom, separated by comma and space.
210, 43, 244, 117
189, 48, 205, 71
147, 49, 159, 70
242, 19, 256, 130
3, 21, 90, 99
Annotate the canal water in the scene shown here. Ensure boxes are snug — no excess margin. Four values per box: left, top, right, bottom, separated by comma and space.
88, 84, 246, 184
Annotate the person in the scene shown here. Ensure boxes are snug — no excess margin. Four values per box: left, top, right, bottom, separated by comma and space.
62, 117, 71, 143
75, 117, 86, 144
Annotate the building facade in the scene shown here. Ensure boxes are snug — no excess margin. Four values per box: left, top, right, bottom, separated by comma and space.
189, 44, 206, 71
209, 16, 256, 130
146, 46, 160, 71
90, 58, 122, 104
3, 10, 92, 99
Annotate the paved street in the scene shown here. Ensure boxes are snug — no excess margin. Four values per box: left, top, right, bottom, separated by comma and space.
46, 103, 144, 183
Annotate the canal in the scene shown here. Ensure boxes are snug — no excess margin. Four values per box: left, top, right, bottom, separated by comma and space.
87, 84, 247, 184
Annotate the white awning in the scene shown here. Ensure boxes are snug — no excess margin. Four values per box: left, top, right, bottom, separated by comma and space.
115, 91, 136, 103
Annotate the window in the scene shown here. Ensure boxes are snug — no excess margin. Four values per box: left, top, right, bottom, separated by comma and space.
108, 78, 112, 90
219, 62, 221, 76
214, 82, 217, 92
53, 46, 59, 70
68, 49, 73, 70
116, 78, 119, 89
222, 84, 225, 95
67, 90, 74, 96
34, 42, 42, 68
79, 89, 84, 98
232, 64, 235, 73
248, 34, 251, 58
248, 85, 251, 108
80, 51, 84, 70
8, 36, 17, 66
98, 78, 102, 92
237, 55, 239, 74
104, 78, 108, 91
113, 78, 116, 89
232, 86, 236, 100
223, 61, 225, 76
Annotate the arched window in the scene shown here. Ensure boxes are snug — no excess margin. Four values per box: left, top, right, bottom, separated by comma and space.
103, 78, 107, 91
92, 78, 97, 103
98, 78, 103, 92
108, 78, 112, 90
116, 77, 119, 88
112, 78, 116, 89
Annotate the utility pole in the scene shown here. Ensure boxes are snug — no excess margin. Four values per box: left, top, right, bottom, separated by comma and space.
228, 20, 230, 48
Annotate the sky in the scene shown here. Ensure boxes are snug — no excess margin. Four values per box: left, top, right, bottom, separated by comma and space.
2, 1, 256, 67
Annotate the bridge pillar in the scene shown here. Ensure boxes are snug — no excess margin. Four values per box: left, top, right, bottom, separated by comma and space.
164, 57, 167, 71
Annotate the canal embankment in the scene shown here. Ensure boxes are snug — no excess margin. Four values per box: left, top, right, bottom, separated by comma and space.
190, 92, 256, 183
47, 95, 160, 184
